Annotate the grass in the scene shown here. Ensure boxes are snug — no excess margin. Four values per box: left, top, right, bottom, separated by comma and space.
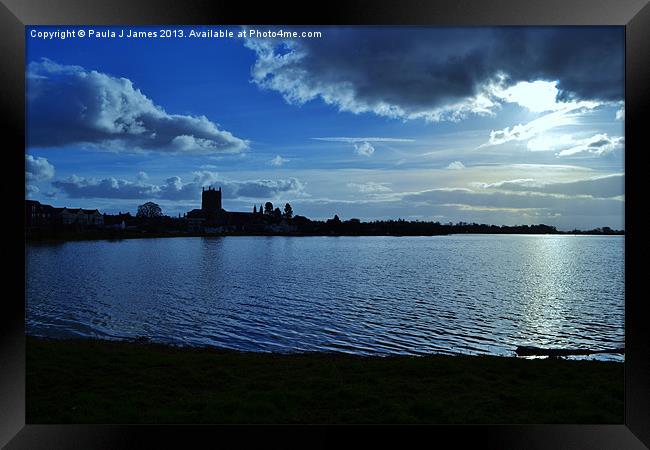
26, 336, 623, 424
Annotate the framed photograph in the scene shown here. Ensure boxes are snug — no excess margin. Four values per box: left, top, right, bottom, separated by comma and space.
2, 0, 649, 448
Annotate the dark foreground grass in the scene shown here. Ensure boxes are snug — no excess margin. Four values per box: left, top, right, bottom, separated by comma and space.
26, 337, 623, 424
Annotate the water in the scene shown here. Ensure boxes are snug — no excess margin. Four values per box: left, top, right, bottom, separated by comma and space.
26, 235, 625, 361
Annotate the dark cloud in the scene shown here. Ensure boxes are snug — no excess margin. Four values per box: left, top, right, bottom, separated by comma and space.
52, 175, 161, 199
402, 188, 623, 217
480, 174, 624, 198
27, 59, 248, 153
193, 171, 305, 199
245, 27, 623, 121
471, 28, 624, 103
588, 139, 611, 148
291, 192, 623, 230
51, 171, 305, 201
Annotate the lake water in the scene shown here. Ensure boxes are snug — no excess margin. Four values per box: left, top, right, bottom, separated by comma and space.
26, 235, 625, 360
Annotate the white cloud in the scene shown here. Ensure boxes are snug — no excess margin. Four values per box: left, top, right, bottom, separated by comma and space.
52, 171, 307, 201
557, 133, 624, 157
527, 134, 577, 152
446, 161, 466, 170
313, 137, 415, 143
492, 80, 564, 113
354, 141, 375, 157
616, 107, 625, 120
26, 155, 55, 181
270, 155, 288, 166
27, 58, 248, 154
481, 101, 600, 148
347, 182, 392, 193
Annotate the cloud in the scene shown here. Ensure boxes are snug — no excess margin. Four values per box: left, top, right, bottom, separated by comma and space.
244, 27, 623, 122
616, 107, 625, 120
402, 187, 623, 217
26, 154, 55, 181
314, 137, 413, 157
52, 175, 162, 199
446, 161, 466, 170
292, 184, 624, 229
52, 171, 306, 201
476, 174, 624, 198
270, 155, 288, 166
353, 141, 375, 157
492, 80, 565, 113
27, 58, 248, 154
481, 101, 599, 148
192, 171, 306, 199
312, 137, 415, 143
347, 182, 392, 193
557, 134, 624, 156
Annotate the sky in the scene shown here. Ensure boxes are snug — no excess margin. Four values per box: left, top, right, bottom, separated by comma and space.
25, 26, 625, 230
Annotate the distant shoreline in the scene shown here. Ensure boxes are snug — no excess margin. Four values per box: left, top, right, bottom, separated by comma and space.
26, 336, 623, 424
25, 230, 625, 243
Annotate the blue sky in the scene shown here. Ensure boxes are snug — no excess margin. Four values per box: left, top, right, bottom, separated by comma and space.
26, 26, 625, 230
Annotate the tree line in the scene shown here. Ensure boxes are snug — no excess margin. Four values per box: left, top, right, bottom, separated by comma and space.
133, 201, 623, 236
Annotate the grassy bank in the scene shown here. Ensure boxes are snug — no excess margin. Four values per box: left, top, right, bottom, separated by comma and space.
26, 337, 623, 424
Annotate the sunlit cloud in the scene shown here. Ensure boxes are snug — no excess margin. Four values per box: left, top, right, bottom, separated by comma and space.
245, 28, 623, 123
557, 134, 624, 157
480, 101, 600, 148
492, 80, 565, 113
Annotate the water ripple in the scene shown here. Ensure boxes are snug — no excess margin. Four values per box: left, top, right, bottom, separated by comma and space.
26, 235, 625, 361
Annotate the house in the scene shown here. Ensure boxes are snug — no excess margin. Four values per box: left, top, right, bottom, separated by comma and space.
25, 200, 104, 231
57, 208, 104, 227
26, 200, 57, 230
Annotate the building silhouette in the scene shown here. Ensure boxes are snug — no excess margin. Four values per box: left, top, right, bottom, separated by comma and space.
187, 186, 268, 233
202, 186, 222, 212
26, 200, 104, 230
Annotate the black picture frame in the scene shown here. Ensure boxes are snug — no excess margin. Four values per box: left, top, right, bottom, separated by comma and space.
2, 0, 648, 448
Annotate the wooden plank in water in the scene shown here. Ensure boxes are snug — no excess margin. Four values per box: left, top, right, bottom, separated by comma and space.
515, 346, 625, 357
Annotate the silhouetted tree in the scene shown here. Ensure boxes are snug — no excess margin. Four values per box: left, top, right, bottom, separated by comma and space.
284, 203, 293, 220
273, 207, 282, 221
136, 202, 162, 218
264, 202, 274, 215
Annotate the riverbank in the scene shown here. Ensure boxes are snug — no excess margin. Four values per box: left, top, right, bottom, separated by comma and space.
26, 337, 623, 424
26, 230, 624, 244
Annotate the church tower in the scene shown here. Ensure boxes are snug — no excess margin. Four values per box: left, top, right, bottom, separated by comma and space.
201, 186, 222, 212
